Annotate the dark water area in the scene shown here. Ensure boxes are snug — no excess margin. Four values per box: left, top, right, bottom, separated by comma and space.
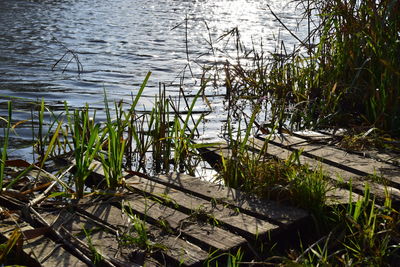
0, 0, 306, 159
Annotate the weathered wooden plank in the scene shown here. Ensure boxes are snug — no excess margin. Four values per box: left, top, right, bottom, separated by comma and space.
294, 130, 400, 168
79, 200, 209, 266
267, 134, 400, 188
42, 208, 132, 267
124, 176, 279, 240
292, 130, 336, 142
144, 172, 309, 227
0, 210, 85, 267
200, 142, 359, 206
41, 200, 210, 267
122, 195, 246, 251
250, 137, 400, 203
23, 235, 86, 267
85, 159, 306, 228
73, 160, 249, 262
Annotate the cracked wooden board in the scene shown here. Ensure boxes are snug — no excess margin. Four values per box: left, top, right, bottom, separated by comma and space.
80, 198, 209, 266
122, 195, 246, 252
124, 176, 280, 240
0, 207, 85, 267
42, 200, 208, 267
266, 134, 400, 187
250, 136, 400, 204
149, 172, 309, 226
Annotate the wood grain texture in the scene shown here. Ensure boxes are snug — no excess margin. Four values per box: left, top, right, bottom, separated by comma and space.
125, 176, 279, 239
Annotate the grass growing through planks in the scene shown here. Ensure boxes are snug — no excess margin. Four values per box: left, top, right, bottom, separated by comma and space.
120, 203, 166, 254
290, 187, 400, 266
120, 214, 150, 251
219, 147, 330, 215
217, 112, 331, 215
205, 248, 244, 267
83, 228, 103, 266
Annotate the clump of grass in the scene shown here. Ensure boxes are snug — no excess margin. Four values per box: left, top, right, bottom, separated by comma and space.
83, 228, 103, 266
120, 204, 165, 254
205, 248, 244, 267
219, 150, 330, 214
100, 91, 126, 190
119, 214, 151, 250
292, 187, 400, 265
217, 114, 330, 214
67, 104, 103, 198
337, 188, 399, 265
286, 165, 331, 216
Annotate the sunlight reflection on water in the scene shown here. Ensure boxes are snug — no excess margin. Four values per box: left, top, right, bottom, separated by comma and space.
0, 0, 307, 162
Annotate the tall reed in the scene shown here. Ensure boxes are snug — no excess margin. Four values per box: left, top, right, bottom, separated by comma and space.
221, 0, 400, 136
100, 92, 126, 189
67, 104, 103, 198
0, 102, 11, 191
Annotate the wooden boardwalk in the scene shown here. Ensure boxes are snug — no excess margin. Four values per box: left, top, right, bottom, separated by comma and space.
200, 131, 400, 206
2, 130, 396, 265
0, 160, 308, 266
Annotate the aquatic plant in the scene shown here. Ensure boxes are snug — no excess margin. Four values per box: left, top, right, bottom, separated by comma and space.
100, 91, 127, 190
220, 0, 400, 136
0, 102, 11, 191
83, 228, 103, 266
170, 85, 206, 175
148, 85, 173, 173
67, 104, 103, 198
129, 79, 207, 175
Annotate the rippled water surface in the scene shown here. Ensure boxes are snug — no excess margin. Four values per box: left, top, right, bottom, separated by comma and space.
0, 0, 307, 151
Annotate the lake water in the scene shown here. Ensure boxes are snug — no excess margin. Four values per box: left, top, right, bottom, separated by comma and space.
0, 0, 307, 157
